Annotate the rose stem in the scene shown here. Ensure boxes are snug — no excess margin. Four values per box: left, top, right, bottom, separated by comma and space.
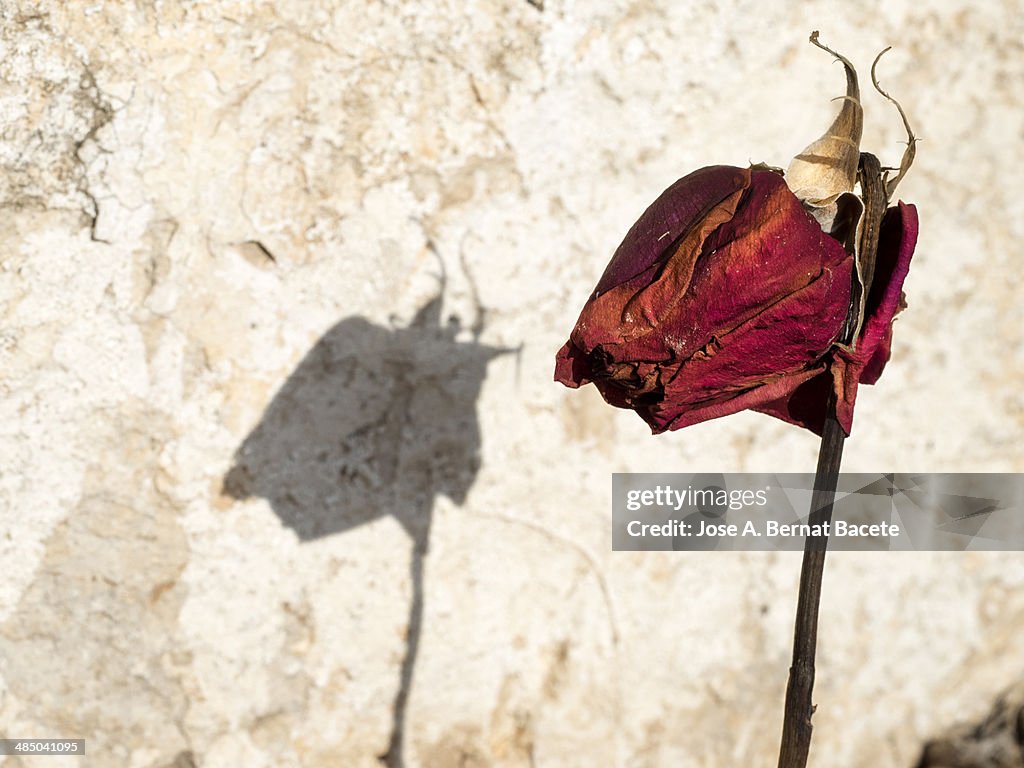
775, 396, 845, 768
775, 46, 915, 764
776, 148, 888, 767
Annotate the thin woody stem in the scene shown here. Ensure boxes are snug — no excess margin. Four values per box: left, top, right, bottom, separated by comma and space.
777, 150, 889, 768
776, 402, 845, 768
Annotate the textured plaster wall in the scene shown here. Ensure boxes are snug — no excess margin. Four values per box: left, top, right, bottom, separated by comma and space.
0, 2, 1022, 767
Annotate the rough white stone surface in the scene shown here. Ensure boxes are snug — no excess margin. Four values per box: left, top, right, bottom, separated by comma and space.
1, 2, 1022, 767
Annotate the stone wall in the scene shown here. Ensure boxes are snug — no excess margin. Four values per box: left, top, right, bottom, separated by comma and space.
1, 2, 1022, 766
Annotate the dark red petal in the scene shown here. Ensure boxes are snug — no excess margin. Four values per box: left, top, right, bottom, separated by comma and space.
647, 256, 851, 432
644, 170, 850, 362
859, 321, 895, 385
593, 165, 751, 295
854, 201, 918, 375
567, 170, 849, 364
651, 366, 827, 433
829, 201, 918, 432
553, 340, 588, 388
572, 181, 746, 354
755, 371, 834, 436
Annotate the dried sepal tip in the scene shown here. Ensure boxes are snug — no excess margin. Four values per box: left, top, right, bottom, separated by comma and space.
786, 31, 864, 208
871, 47, 917, 199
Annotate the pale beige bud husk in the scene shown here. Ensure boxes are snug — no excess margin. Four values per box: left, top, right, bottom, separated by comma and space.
786, 32, 864, 208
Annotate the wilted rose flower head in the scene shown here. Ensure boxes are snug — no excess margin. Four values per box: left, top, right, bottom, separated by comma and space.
555, 33, 918, 437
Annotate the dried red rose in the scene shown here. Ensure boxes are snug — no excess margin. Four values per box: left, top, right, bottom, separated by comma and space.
554, 36, 918, 437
